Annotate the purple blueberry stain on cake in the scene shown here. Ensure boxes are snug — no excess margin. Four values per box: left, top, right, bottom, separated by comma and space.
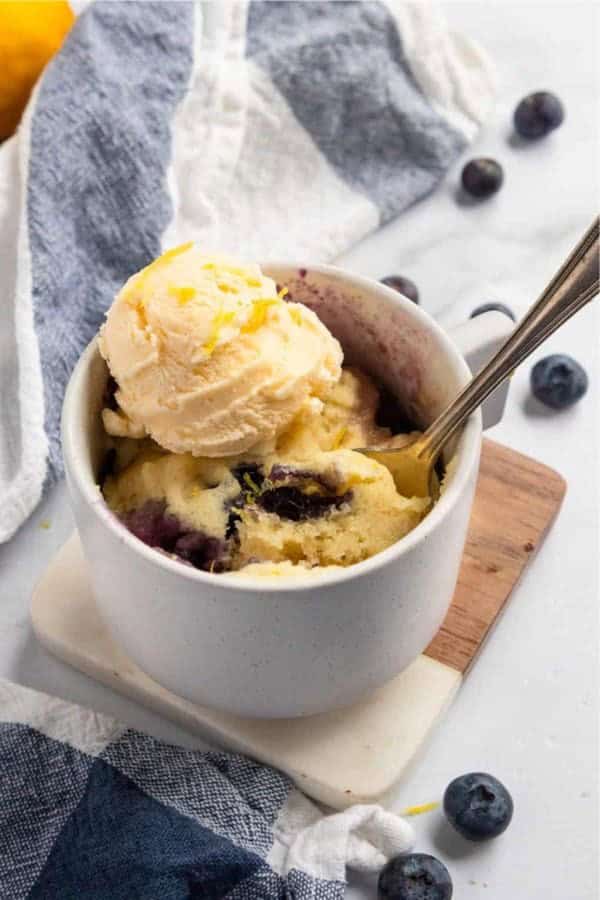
173, 532, 228, 573
97, 447, 117, 486
118, 500, 228, 572
375, 383, 416, 435
257, 485, 352, 521
253, 463, 353, 521
103, 375, 119, 412
120, 500, 181, 550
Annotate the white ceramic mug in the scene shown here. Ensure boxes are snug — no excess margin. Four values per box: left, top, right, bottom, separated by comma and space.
62, 265, 512, 718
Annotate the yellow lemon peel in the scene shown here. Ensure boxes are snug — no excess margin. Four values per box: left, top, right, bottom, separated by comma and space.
289, 306, 303, 326
403, 802, 440, 817
203, 308, 236, 355
332, 427, 347, 449
217, 282, 240, 294
169, 285, 197, 306
241, 298, 280, 334
125, 242, 194, 304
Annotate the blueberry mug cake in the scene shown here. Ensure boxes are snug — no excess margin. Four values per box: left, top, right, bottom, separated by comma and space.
98, 245, 432, 577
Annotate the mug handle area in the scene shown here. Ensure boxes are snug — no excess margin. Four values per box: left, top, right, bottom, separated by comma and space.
447, 311, 514, 430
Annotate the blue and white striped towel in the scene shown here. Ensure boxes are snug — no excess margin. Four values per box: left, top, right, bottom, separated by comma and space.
0, 678, 415, 898
0, 0, 494, 542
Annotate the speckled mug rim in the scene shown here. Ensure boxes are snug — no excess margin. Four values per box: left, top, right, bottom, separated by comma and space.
62, 262, 481, 593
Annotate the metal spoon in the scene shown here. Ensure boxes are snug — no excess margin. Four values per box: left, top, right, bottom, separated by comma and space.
360, 217, 599, 498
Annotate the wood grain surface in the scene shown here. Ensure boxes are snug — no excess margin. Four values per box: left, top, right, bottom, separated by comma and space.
425, 438, 566, 673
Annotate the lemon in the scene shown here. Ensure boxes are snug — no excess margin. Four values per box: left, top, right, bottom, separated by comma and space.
0, 2, 74, 139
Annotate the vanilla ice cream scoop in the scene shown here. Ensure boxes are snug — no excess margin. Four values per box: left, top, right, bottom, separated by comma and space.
98, 245, 342, 456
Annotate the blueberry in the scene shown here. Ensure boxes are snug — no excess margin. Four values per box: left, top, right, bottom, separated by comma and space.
530, 354, 588, 409
119, 500, 230, 571
514, 91, 564, 139
98, 447, 117, 485
461, 158, 503, 199
173, 531, 227, 572
444, 773, 513, 841
378, 854, 452, 900
120, 500, 182, 551
103, 375, 119, 411
470, 302, 516, 322
381, 275, 419, 304
375, 385, 415, 435
257, 486, 352, 521
225, 508, 242, 540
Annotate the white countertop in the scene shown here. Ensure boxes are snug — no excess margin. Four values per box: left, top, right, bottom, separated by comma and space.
1, 2, 597, 898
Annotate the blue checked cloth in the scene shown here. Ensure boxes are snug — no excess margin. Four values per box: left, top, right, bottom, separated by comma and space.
0, 679, 415, 898
0, 0, 494, 541
0, 3, 494, 895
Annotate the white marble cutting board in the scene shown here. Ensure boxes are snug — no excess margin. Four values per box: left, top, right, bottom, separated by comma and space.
31, 534, 461, 810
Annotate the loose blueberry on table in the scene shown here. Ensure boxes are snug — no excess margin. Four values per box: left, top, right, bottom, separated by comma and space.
380, 275, 419, 304
530, 354, 588, 409
378, 853, 452, 900
443, 773, 513, 841
461, 158, 504, 199
470, 302, 516, 322
514, 91, 565, 139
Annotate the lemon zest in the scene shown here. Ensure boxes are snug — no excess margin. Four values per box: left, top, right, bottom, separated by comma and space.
126, 242, 194, 303
289, 306, 303, 326
154, 242, 194, 267
168, 285, 197, 306
243, 472, 261, 494
332, 427, 347, 449
218, 282, 240, 294
203, 308, 237, 355
402, 801, 440, 817
241, 298, 280, 333
278, 286, 289, 299
140, 242, 193, 281
39, 519, 51, 530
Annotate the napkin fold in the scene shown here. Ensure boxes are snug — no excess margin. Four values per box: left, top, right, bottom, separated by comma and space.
0, 679, 414, 899
0, 0, 494, 542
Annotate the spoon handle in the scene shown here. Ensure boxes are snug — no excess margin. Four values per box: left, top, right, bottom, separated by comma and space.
420, 217, 599, 461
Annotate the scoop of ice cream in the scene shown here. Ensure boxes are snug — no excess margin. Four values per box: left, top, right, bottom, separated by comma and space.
98, 244, 342, 457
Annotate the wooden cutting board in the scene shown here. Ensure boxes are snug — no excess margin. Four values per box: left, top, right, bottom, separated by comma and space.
31, 439, 565, 809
